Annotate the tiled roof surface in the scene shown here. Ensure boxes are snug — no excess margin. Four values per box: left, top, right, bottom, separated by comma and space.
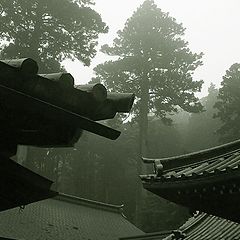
141, 139, 240, 223
121, 213, 240, 240
167, 213, 240, 240
0, 194, 143, 240
142, 139, 240, 181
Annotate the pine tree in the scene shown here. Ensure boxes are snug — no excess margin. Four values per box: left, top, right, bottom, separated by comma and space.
214, 63, 240, 142
93, 0, 203, 157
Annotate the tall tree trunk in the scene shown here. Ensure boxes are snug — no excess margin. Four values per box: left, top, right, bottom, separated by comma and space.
135, 71, 150, 227
139, 70, 150, 168
139, 85, 149, 157
27, 1, 44, 69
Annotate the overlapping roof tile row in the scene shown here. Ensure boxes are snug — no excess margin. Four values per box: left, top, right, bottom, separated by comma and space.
142, 150, 240, 182
168, 213, 240, 240
142, 139, 240, 181
121, 213, 240, 240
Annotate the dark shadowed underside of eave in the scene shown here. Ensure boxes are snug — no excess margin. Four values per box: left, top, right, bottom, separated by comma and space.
0, 153, 57, 212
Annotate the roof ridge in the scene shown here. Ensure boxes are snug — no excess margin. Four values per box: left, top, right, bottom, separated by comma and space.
54, 193, 124, 214
143, 139, 240, 170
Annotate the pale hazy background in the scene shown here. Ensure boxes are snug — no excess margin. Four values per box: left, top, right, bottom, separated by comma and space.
63, 0, 240, 97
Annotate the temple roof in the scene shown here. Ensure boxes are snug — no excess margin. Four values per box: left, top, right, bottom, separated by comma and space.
121, 213, 240, 240
173, 213, 240, 240
0, 58, 134, 156
142, 139, 240, 181
0, 193, 143, 240
141, 139, 240, 222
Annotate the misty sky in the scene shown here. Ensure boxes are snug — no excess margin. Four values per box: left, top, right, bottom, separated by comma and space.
63, 0, 240, 97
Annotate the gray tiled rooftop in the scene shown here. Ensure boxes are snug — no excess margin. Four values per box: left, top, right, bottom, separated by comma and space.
178, 213, 240, 240
142, 139, 240, 181
120, 213, 240, 240
0, 194, 143, 240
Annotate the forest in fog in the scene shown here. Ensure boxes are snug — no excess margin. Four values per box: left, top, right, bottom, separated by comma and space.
22, 83, 224, 232
1, 0, 240, 232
